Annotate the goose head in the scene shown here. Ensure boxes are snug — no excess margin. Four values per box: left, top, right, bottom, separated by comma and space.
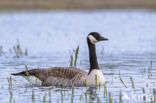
87, 32, 108, 44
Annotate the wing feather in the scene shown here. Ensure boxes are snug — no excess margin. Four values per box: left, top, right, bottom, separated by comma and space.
12, 67, 87, 86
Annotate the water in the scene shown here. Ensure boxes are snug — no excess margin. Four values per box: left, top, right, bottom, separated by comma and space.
0, 10, 156, 103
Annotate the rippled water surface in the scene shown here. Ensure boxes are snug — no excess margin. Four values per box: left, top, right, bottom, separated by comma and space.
0, 10, 156, 103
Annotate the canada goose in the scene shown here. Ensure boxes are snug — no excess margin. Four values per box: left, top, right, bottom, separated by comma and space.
12, 32, 108, 87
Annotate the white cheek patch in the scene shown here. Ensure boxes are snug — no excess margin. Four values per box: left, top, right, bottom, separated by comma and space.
88, 35, 98, 44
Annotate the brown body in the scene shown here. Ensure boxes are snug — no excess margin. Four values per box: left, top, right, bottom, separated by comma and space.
12, 67, 87, 86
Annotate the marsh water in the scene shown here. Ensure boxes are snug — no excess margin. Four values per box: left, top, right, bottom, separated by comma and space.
0, 10, 156, 103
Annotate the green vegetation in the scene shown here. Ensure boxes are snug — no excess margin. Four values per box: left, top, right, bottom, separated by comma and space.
7, 76, 13, 103
95, 74, 98, 87
43, 93, 47, 103
109, 92, 112, 103
119, 75, 127, 88
74, 46, 79, 67
48, 91, 52, 103
9, 89, 13, 103
25, 64, 29, 79
0, 41, 28, 58
7, 76, 12, 89
12, 41, 28, 58
130, 76, 134, 88
61, 87, 63, 103
84, 80, 88, 88
71, 87, 74, 103
32, 90, 35, 102
0, 46, 5, 56
104, 84, 107, 97
119, 91, 122, 103
148, 60, 153, 79
84, 80, 88, 95
70, 55, 73, 67
150, 60, 153, 69
70, 45, 79, 67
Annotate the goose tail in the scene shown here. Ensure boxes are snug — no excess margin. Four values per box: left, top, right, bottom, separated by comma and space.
11, 69, 39, 76
11, 71, 26, 76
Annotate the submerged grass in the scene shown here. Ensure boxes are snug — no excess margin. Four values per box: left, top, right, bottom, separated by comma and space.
119, 76, 127, 88
153, 89, 156, 102
25, 64, 29, 79
95, 74, 98, 87
130, 76, 135, 88
84, 80, 88, 95
148, 60, 153, 79
119, 71, 127, 88
0, 45, 5, 56
32, 90, 35, 102
104, 84, 107, 97
109, 92, 112, 103
70, 55, 73, 67
70, 46, 79, 67
7, 76, 13, 103
7, 76, 12, 89
49, 91, 52, 103
43, 93, 47, 103
150, 60, 153, 69
74, 46, 79, 67
12, 41, 28, 58
71, 87, 75, 103
61, 88, 63, 103
9, 89, 13, 103
0, 41, 28, 58
119, 91, 122, 103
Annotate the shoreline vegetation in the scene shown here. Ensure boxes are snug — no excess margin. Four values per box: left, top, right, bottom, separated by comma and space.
0, 0, 156, 10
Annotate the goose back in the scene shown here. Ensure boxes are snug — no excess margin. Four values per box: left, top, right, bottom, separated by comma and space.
12, 67, 88, 86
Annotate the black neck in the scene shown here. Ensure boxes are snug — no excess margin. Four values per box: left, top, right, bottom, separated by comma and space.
87, 38, 99, 74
